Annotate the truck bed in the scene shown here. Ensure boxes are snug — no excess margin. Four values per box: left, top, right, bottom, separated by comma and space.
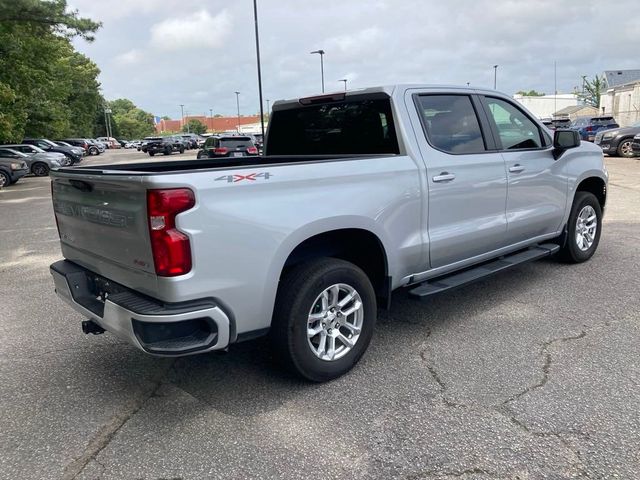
54, 155, 380, 175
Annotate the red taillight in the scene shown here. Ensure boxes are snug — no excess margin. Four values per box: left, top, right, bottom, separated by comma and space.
586, 126, 593, 132
214, 147, 228, 155
147, 188, 195, 277
246, 146, 258, 154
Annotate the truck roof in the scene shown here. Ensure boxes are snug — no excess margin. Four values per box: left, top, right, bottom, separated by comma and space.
272, 84, 503, 110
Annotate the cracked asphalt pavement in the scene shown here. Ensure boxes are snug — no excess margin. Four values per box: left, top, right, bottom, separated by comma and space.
1, 150, 639, 479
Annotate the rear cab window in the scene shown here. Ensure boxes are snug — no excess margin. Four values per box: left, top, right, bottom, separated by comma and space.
266, 93, 399, 156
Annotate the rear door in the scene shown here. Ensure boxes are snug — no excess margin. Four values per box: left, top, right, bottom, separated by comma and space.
413, 93, 508, 269
480, 96, 567, 244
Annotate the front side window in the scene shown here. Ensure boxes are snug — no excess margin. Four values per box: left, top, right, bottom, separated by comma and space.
416, 95, 486, 154
484, 97, 543, 150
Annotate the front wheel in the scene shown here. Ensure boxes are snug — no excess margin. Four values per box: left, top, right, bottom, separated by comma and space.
557, 192, 602, 263
32, 162, 50, 176
148, 151, 155, 157
271, 258, 377, 382
0, 170, 10, 188
89, 146, 99, 156
617, 139, 634, 158
179, 147, 185, 154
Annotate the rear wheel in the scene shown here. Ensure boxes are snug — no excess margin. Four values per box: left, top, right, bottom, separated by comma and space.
617, 139, 634, 158
164, 147, 171, 155
0, 170, 9, 187
89, 146, 99, 156
148, 151, 155, 157
271, 258, 376, 382
196, 150, 204, 159
179, 147, 185, 154
32, 162, 49, 176
557, 192, 602, 263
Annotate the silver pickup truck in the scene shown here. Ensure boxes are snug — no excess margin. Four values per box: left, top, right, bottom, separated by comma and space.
49, 85, 607, 381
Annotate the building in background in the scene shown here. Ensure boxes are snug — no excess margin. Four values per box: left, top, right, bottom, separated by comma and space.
600, 69, 640, 127
552, 104, 599, 121
155, 115, 263, 134
513, 93, 579, 119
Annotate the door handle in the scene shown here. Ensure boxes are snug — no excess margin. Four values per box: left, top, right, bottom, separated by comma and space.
432, 172, 456, 182
509, 164, 525, 173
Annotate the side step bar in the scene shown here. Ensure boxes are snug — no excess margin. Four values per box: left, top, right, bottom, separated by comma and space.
408, 243, 560, 299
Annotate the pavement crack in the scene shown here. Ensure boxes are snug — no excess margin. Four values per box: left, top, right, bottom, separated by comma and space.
61, 360, 176, 480
420, 349, 466, 408
407, 466, 493, 479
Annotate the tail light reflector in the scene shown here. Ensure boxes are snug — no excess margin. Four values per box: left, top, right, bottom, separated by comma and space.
247, 146, 258, 154
586, 126, 593, 132
214, 147, 228, 155
147, 188, 195, 276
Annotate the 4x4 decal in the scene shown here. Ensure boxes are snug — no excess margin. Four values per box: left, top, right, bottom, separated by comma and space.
215, 172, 273, 183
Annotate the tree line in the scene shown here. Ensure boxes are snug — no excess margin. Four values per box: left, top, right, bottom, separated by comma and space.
0, 0, 155, 142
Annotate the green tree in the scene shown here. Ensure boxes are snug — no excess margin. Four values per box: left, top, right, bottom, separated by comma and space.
183, 119, 207, 134
106, 98, 155, 139
578, 75, 606, 108
516, 90, 545, 96
0, 0, 101, 142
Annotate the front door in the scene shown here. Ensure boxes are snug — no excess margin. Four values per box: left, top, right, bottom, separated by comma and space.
481, 96, 567, 244
413, 94, 508, 269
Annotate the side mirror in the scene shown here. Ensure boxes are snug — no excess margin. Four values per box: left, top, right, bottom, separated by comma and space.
553, 129, 581, 160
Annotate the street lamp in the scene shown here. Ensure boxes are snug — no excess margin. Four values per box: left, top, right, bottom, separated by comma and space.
179, 104, 185, 131
339, 79, 348, 91
266, 99, 270, 118
234, 91, 241, 132
209, 108, 213, 132
493, 65, 498, 90
253, 0, 265, 138
310, 49, 325, 93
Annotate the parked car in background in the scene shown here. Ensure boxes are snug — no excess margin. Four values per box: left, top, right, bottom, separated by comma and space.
22, 138, 83, 164
571, 116, 619, 142
552, 118, 572, 130
0, 147, 65, 176
145, 137, 185, 156
179, 134, 200, 150
196, 135, 258, 159
0, 157, 29, 187
96, 137, 121, 149
59, 138, 93, 155
1, 144, 69, 167
594, 121, 640, 158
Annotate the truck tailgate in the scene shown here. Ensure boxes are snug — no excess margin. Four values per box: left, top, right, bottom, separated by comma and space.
51, 175, 155, 275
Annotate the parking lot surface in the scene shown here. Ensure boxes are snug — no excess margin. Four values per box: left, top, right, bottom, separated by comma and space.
1, 150, 639, 479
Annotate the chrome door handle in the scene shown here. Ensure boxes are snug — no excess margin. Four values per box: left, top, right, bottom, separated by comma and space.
432, 172, 456, 182
509, 164, 525, 173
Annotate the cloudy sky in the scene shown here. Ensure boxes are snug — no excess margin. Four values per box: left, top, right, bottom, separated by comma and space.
69, 0, 640, 119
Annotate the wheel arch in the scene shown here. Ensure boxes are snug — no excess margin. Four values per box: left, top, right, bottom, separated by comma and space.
575, 175, 606, 210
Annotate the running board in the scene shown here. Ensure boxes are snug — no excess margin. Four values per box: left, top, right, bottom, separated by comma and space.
408, 243, 560, 299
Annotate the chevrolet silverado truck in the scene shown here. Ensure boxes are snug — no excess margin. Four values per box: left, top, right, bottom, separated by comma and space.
49, 85, 608, 381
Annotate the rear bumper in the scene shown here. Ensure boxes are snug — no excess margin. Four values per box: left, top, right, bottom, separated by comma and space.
50, 260, 232, 356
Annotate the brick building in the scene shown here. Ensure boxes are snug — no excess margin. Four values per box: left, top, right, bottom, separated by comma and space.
155, 115, 262, 134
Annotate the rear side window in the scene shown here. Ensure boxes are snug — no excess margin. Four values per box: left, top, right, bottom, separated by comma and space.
484, 97, 543, 150
416, 95, 486, 154
267, 96, 399, 155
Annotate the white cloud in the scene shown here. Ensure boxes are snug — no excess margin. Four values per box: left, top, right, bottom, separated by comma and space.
325, 27, 384, 57
150, 9, 232, 51
113, 49, 141, 66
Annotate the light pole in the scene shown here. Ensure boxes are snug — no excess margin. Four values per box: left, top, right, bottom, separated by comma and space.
234, 91, 241, 132
493, 65, 498, 90
179, 104, 185, 131
266, 99, 270, 118
209, 108, 213, 132
253, 0, 265, 138
339, 79, 347, 91
310, 49, 325, 93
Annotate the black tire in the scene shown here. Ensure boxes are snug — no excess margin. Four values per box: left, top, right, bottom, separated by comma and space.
164, 147, 171, 156
31, 162, 50, 176
0, 170, 10, 188
89, 146, 99, 156
617, 139, 634, 158
557, 192, 602, 263
148, 151, 155, 157
271, 258, 377, 382
196, 150, 204, 159
179, 147, 185, 154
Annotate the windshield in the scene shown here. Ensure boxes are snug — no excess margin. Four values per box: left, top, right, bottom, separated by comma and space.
219, 138, 254, 148
41, 139, 58, 147
267, 95, 399, 155
28, 145, 45, 153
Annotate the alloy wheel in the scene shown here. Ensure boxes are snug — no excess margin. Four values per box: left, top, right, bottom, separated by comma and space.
575, 205, 597, 251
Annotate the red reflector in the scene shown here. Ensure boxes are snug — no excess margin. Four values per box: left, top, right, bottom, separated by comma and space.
147, 188, 195, 277
247, 146, 258, 154
214, 147, 228, 155
299, 93, 346, 105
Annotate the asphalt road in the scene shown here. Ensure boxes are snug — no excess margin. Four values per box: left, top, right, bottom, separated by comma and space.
1, 150, 639, 479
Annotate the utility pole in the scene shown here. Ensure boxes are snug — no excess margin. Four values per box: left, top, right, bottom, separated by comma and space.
493, 65, 498, 90
339, 79, 347, 91
209, 108, 213, 132
266, 99, 270, 118
253, 0, 265, 138
311, 50, 325, 93
235, 92, 241, 132
179, 104, 185, 131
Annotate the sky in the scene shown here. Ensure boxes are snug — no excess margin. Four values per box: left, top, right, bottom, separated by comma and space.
69, 0, 640, 119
